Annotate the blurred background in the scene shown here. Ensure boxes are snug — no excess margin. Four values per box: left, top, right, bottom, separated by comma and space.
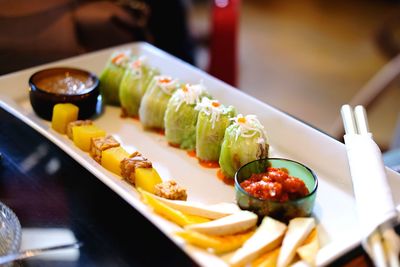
189, 0, 400, 152
1, 0, 400, 151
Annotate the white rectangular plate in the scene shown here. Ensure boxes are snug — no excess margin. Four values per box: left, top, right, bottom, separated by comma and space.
1, 42, 400, 267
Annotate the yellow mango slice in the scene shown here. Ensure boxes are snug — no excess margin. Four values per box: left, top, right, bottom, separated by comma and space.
175, 230, 254, 254
135, 167, 162, 194
185, 214, 211, 224
251, 248, 280, 267
296, 229, 319, 266
72, 124, 106, 151
139, 189, 210, 227
51, 103, 79, 134
101, 146, 129, 176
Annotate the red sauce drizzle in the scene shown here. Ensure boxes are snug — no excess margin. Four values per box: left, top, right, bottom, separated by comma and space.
120, 108, 128, 118
144, 127, 165, 136
187, 150, 196, 157
120, 109, 139, 121
199, 159, 219, 168
168, 142, 180, 148
217, 169, 234, 186
156, 129, 165, 136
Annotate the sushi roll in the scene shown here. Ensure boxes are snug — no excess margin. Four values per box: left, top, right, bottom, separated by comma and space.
195, 98, 236, 165
99, 50, 131, 105
219, 114, 269, 179
119, 57, 159, 118
164, 83, 211, 150
139, 75, 180, 131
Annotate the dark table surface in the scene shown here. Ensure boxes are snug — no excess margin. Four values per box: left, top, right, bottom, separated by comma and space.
0, 107, 198, 267
0, 106, 375, 267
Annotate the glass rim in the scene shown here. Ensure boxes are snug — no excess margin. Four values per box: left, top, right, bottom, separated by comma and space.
234, 157, 318, 203
0, 201, 22, 255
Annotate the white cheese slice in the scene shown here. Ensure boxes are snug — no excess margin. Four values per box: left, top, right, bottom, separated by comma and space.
296, 229, 319, 265
184, 210, 257, 236
229, 216, 287, 267
277, 217, 316, 267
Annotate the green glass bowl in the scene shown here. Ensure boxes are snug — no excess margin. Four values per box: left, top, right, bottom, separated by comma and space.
234, 158, 318, 222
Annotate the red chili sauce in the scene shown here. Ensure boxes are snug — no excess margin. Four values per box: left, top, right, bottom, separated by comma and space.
240, 167, 309, 202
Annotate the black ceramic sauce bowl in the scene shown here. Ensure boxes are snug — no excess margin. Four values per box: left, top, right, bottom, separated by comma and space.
29, 67, 100, 120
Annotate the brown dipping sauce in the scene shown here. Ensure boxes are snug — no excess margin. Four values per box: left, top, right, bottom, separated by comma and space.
29, 67, 99, 120
35, 71, 94, 95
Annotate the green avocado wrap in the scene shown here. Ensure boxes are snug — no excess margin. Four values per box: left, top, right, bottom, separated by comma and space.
139, 75, 180, 131
164, 83, 211, 150
195, 98, 236, 163
119, 57, 159, 117
219, 114, 269, 179
99, 50, 131, 106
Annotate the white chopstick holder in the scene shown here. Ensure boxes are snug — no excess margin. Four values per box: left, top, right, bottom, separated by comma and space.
344, 133, 398, 255
341, 104, 399, 266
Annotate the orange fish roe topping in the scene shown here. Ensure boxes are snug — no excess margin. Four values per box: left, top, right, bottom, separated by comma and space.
132, 60, 141, 68
238, 117, 246, 124
111, 54, 125, 64
211, 101, 221, 108
159, 77, 172, 83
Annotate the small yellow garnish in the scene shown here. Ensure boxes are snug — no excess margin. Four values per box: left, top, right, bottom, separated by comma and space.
211, 101, 221, 108
238, 117, 246, 124
159, 77, 172, 83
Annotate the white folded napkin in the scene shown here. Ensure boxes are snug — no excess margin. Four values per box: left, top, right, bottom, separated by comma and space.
344, 133, 398, 255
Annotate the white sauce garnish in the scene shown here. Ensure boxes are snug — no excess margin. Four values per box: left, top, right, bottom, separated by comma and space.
195, 97, 225, 129
174, 83, 206, 112
155, 75, 178, 95
231, 114, 267, 141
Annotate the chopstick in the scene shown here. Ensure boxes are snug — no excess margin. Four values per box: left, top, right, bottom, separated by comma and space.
353, 106, 369, 135
340, 105, 357, 135
383, 222, 400, 267
341, 104, 400, 267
